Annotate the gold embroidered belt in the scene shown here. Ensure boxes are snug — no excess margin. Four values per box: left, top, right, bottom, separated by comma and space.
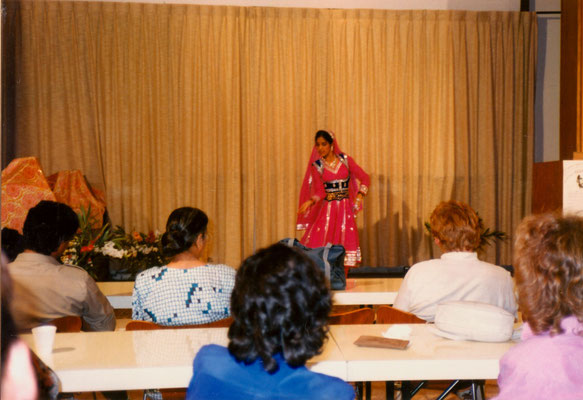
325, 190, 349, 201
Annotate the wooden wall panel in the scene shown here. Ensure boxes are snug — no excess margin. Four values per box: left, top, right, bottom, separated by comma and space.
560, 0, 579, 160
532, 161, 563, 213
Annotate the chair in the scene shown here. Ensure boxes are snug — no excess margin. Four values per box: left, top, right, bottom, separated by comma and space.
125, 317, 233, 400
48, 316, 82, 332
328, 308, 375, 400
329, 307, 375, 325
125, 317, 233, 331
376, 306, 425, 324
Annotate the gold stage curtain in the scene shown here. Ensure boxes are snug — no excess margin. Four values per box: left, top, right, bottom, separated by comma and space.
4, 2, 536, 267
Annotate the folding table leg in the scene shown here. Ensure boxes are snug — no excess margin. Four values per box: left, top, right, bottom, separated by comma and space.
435, 380, 460, 400
365, 382, 371, 400
355, 382, 364, 400
409, 381, 426, 397
401, 381, 412, 400
471, 380, 485, 400
385, 381, 395, 400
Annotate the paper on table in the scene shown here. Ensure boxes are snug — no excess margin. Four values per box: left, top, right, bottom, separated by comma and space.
382, 324, 412, 341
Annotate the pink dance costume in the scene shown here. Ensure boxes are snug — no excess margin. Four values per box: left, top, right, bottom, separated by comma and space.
297, 133, 370, 271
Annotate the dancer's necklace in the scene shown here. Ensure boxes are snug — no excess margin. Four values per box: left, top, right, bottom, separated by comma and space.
324, 154, 338, 167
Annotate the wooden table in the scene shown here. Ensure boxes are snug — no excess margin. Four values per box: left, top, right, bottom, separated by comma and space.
21, 324, 517, 392
21, 327, 347, 392
97, 281, 134, 309
332, 278, 402, 305
329, 324, 516, 382
97, 278, 403, 309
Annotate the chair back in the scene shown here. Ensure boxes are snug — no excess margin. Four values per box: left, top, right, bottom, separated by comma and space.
125, 317, 233, 331
376, 305, 425, 324
329, 308, 375, 325
48, 316, 82, 332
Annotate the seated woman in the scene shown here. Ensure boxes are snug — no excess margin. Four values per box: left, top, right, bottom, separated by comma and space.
494, 213, 583, 399
393, 200, 516, 322
186, 243, 355, 400
132, 207, 236, 326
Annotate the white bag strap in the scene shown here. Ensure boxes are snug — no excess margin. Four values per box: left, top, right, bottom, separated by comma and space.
323, 243, 333, 281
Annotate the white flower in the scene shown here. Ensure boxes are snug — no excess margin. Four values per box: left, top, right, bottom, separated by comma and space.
139, 245, 155, 255
97, 241, 126, 259
127, 247, 138, 258
61, 254, 78, 264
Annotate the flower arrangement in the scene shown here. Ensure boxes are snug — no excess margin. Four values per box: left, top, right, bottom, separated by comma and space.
100, 226, 164, 280
61, 206, 165, 280
60, 206, 112, 280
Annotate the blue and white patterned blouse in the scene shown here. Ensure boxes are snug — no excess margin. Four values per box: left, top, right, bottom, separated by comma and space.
132, 264, 236, 326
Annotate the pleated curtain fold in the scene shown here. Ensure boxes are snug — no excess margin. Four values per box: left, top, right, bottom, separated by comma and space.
3, 2, 536, 267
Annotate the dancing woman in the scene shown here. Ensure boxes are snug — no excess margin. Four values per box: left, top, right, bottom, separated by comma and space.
297, 130, 370, 273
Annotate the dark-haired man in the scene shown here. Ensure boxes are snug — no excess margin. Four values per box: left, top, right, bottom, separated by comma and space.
8, 201, 115, 332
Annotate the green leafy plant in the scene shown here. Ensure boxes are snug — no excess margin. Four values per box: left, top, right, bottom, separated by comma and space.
61, 206, 164, 280
61, 205, 112, 280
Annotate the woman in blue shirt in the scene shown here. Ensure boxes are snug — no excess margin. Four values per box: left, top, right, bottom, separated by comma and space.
186, 243, 355, 399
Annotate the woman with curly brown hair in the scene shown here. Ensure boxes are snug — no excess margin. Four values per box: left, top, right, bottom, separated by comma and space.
186, 243, 354, 399
494, 213, 583, 399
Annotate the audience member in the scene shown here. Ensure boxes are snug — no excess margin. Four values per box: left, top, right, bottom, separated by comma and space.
1, 227, 25, 261
393, 200, 516, 321
2, 252, 62, 400
8, 201, 115, 332
494, 213, 583, 399
186, 243, 355, 400
132, 207, 235, 326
